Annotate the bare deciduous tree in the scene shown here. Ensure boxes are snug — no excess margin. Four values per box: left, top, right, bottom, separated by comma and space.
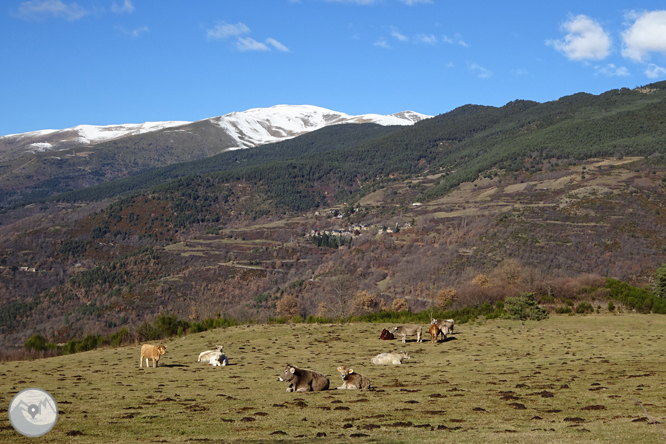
276, 294, 299, 318
391, 297, 410, 312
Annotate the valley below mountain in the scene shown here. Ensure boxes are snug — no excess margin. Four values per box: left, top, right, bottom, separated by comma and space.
1, 83, 666, 355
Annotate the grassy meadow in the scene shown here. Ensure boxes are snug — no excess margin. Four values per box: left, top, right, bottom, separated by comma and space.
1, 313, 665, 443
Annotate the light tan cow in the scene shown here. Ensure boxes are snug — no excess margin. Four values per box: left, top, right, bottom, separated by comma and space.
337, 366, 371, 390
140, 344, 166, 368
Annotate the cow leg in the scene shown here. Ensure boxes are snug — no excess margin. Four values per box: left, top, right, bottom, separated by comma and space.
402, 337, 406, 344
139, 355, 143, 367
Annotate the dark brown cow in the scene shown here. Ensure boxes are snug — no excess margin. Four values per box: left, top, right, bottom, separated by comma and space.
379, 329, 395, 340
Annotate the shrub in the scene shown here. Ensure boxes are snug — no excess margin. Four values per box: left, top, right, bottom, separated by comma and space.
109, 327, 129, 346
556, 306, 572, 314
189, 322, 206, 333
575, 302, 594, 314
154, 313, 179, 338
24, 334, 49, 352
77, 334, 103, 352
607, 301, 615, 312
540, 295, 555, 304
606, 279, 666, 314
135, 322, 160, 341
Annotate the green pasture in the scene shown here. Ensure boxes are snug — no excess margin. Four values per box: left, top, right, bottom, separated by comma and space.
1, 314, 665, 443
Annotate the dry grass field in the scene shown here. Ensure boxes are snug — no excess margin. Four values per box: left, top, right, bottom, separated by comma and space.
1, 314, 665, 443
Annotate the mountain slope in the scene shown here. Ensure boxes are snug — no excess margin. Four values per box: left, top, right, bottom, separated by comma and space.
24, 81, 666, 211
0, 105, 430, 162
0, 106, 430, 208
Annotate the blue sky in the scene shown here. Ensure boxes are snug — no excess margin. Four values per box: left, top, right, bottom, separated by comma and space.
2, 0, 666, 135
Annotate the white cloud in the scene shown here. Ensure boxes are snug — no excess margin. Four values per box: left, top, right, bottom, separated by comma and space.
512, 68, 529, 76
325, 0, 377, 4
17, 0, 88, 21
417, 33, 437, 44
443, 34, 467, 47
266, 38, 289, 52
373, 39, 391, 49
111, 0, 134, 14
237, 37, 269, 52
207, 22, 251, 40
391, 28, 408, 42
621, 11, 666, 63
546, 14, 611, 61
645, 63, 666, 79
469, 63, 493, 78
398, 0, 433, 5
595, 64, 630, 77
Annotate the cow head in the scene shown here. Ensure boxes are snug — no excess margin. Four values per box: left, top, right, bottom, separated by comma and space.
388, 327, 398, 334
337, 366, 354, 380
431, 318, 438, 325
279, 364, 297, 382
158, 345, 167, 356
399, 351, 410, 360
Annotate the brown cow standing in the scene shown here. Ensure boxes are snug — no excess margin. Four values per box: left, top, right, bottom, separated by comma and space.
429, 323, 441, 343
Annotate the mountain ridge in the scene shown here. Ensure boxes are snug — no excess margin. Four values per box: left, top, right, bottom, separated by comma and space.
0, 105, 431, 162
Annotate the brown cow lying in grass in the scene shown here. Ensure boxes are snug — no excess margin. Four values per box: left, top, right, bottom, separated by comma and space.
140, 344, 166, 368
278, 364, 330, 392
337, 366, 371, 390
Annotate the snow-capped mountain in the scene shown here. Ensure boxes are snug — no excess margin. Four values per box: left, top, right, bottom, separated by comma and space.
208, 105, 430, 150
0, 105, 431, 161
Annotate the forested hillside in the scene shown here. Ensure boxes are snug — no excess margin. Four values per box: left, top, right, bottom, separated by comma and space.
41, 80, 666, 212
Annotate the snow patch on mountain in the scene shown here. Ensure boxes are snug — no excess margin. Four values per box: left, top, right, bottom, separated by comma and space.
209, 105, 430, 149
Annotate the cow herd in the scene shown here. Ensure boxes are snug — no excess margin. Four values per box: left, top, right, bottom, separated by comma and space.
138, 318, 455, 393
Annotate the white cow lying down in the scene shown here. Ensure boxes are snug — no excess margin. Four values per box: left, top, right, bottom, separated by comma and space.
210, 353, 228, 366
370, 351, 410, 365
198, 345, 228, 366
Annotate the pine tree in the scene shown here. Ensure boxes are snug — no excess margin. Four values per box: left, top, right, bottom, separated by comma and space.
504, 292, 548, 329
655, 264, 666, 298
